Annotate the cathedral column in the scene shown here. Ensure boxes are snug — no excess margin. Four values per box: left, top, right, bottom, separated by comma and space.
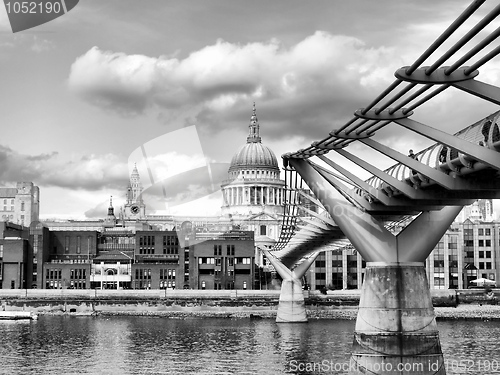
267, 187, 270, 205
254, 186, 257, 205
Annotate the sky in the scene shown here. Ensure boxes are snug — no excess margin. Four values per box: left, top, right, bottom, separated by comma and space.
0, 0, 499, 220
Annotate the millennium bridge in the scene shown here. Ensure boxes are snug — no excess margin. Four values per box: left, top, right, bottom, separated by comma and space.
265, 1, 500, 374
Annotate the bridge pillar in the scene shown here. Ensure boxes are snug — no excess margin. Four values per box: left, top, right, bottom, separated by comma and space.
350, 262, 445, 375
263, 250, 319, 323
288, 158, 462, 373
276, 278, 307, 323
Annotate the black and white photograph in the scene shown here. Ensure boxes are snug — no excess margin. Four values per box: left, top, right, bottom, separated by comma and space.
0, 1, 500, 374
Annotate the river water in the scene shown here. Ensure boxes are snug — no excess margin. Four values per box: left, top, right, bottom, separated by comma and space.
0, 316, 499, 374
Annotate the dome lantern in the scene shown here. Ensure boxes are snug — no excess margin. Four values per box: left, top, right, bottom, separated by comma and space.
229, 103, 279, 172
247, 102, 261, 143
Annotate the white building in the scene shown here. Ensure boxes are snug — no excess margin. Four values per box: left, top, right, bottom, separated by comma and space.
0, 182, 39, 227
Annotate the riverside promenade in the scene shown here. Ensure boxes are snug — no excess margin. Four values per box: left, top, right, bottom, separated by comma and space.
0, 289, 498, 320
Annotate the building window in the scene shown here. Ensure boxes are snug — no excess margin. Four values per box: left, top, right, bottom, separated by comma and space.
65, 236, 70, 253
479, 240, 484, 247
315, 260, 326, 268
45, 268, 62, 289
260, 225, 267, 236
20, 202, 24, 211
485, 228, 491, 236
486, 239, 491, 247
478, 228, 484, 236
76, 236, 81, 254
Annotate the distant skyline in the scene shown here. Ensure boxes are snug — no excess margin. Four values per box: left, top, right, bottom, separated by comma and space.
0, 0, 499, 220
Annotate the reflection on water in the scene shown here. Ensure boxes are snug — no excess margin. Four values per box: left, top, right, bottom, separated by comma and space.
0, 317, 498, 374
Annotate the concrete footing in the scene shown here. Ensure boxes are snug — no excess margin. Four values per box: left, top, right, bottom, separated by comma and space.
350, 262, 446, 375
276, 279, 307, 323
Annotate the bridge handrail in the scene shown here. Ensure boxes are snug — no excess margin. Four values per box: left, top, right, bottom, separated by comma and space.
365, 112, 500, 190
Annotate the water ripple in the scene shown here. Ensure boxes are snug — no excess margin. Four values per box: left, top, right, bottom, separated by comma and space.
0, 317, 498, 374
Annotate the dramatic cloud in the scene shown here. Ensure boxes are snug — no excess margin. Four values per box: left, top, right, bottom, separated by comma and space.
69, 27, 500, 147
68, 32, 403, 139
0, 144, 128, 190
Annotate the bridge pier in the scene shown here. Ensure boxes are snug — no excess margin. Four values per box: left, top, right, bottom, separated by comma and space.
276, 278, 308, 323
350, 262, 445, 375
263, 250, 319, 323
288, 158, 464, 374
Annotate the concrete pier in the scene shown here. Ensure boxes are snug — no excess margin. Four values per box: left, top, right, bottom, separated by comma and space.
276, 278, 308, 323
350, 262, 445, 375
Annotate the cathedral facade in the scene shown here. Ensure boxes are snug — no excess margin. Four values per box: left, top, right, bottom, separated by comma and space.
219, 104, 285, 243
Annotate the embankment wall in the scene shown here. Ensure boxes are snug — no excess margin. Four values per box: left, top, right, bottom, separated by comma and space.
0, 289, 496, 314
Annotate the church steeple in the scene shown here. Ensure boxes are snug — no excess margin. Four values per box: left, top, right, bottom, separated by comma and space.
107, 196, 114, 216
104, 195, 117, 227
124, 163, 146, 219
247, 102, 261, 143
127, 163, 143, 204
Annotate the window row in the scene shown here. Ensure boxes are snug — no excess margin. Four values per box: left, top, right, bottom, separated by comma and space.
70, 269, 86, 280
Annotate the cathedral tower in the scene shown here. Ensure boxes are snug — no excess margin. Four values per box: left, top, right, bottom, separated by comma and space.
124, 164, 146, 219
220, 103, 285, 219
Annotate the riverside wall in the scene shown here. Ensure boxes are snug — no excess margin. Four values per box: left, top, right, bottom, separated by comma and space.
0, 289, 496, 315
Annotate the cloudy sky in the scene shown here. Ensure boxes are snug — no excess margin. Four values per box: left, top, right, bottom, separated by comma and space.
0, 0, 499, 220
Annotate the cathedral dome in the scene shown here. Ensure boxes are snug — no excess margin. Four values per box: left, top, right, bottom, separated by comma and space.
228, 104, 279, 173
230, 142, 279, 171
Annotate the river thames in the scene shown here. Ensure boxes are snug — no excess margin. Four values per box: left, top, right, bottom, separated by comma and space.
0, 316, 499, 374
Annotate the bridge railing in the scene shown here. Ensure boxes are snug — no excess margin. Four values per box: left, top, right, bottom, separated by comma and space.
365, 111, 500, 191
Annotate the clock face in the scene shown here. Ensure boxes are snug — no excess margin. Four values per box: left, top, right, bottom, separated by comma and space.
130, 205, 140, 214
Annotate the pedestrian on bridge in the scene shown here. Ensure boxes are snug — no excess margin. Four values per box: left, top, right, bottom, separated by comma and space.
408, 149, 418, 175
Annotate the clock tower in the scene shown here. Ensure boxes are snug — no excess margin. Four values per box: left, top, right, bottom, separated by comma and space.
124, 164, 146, 219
